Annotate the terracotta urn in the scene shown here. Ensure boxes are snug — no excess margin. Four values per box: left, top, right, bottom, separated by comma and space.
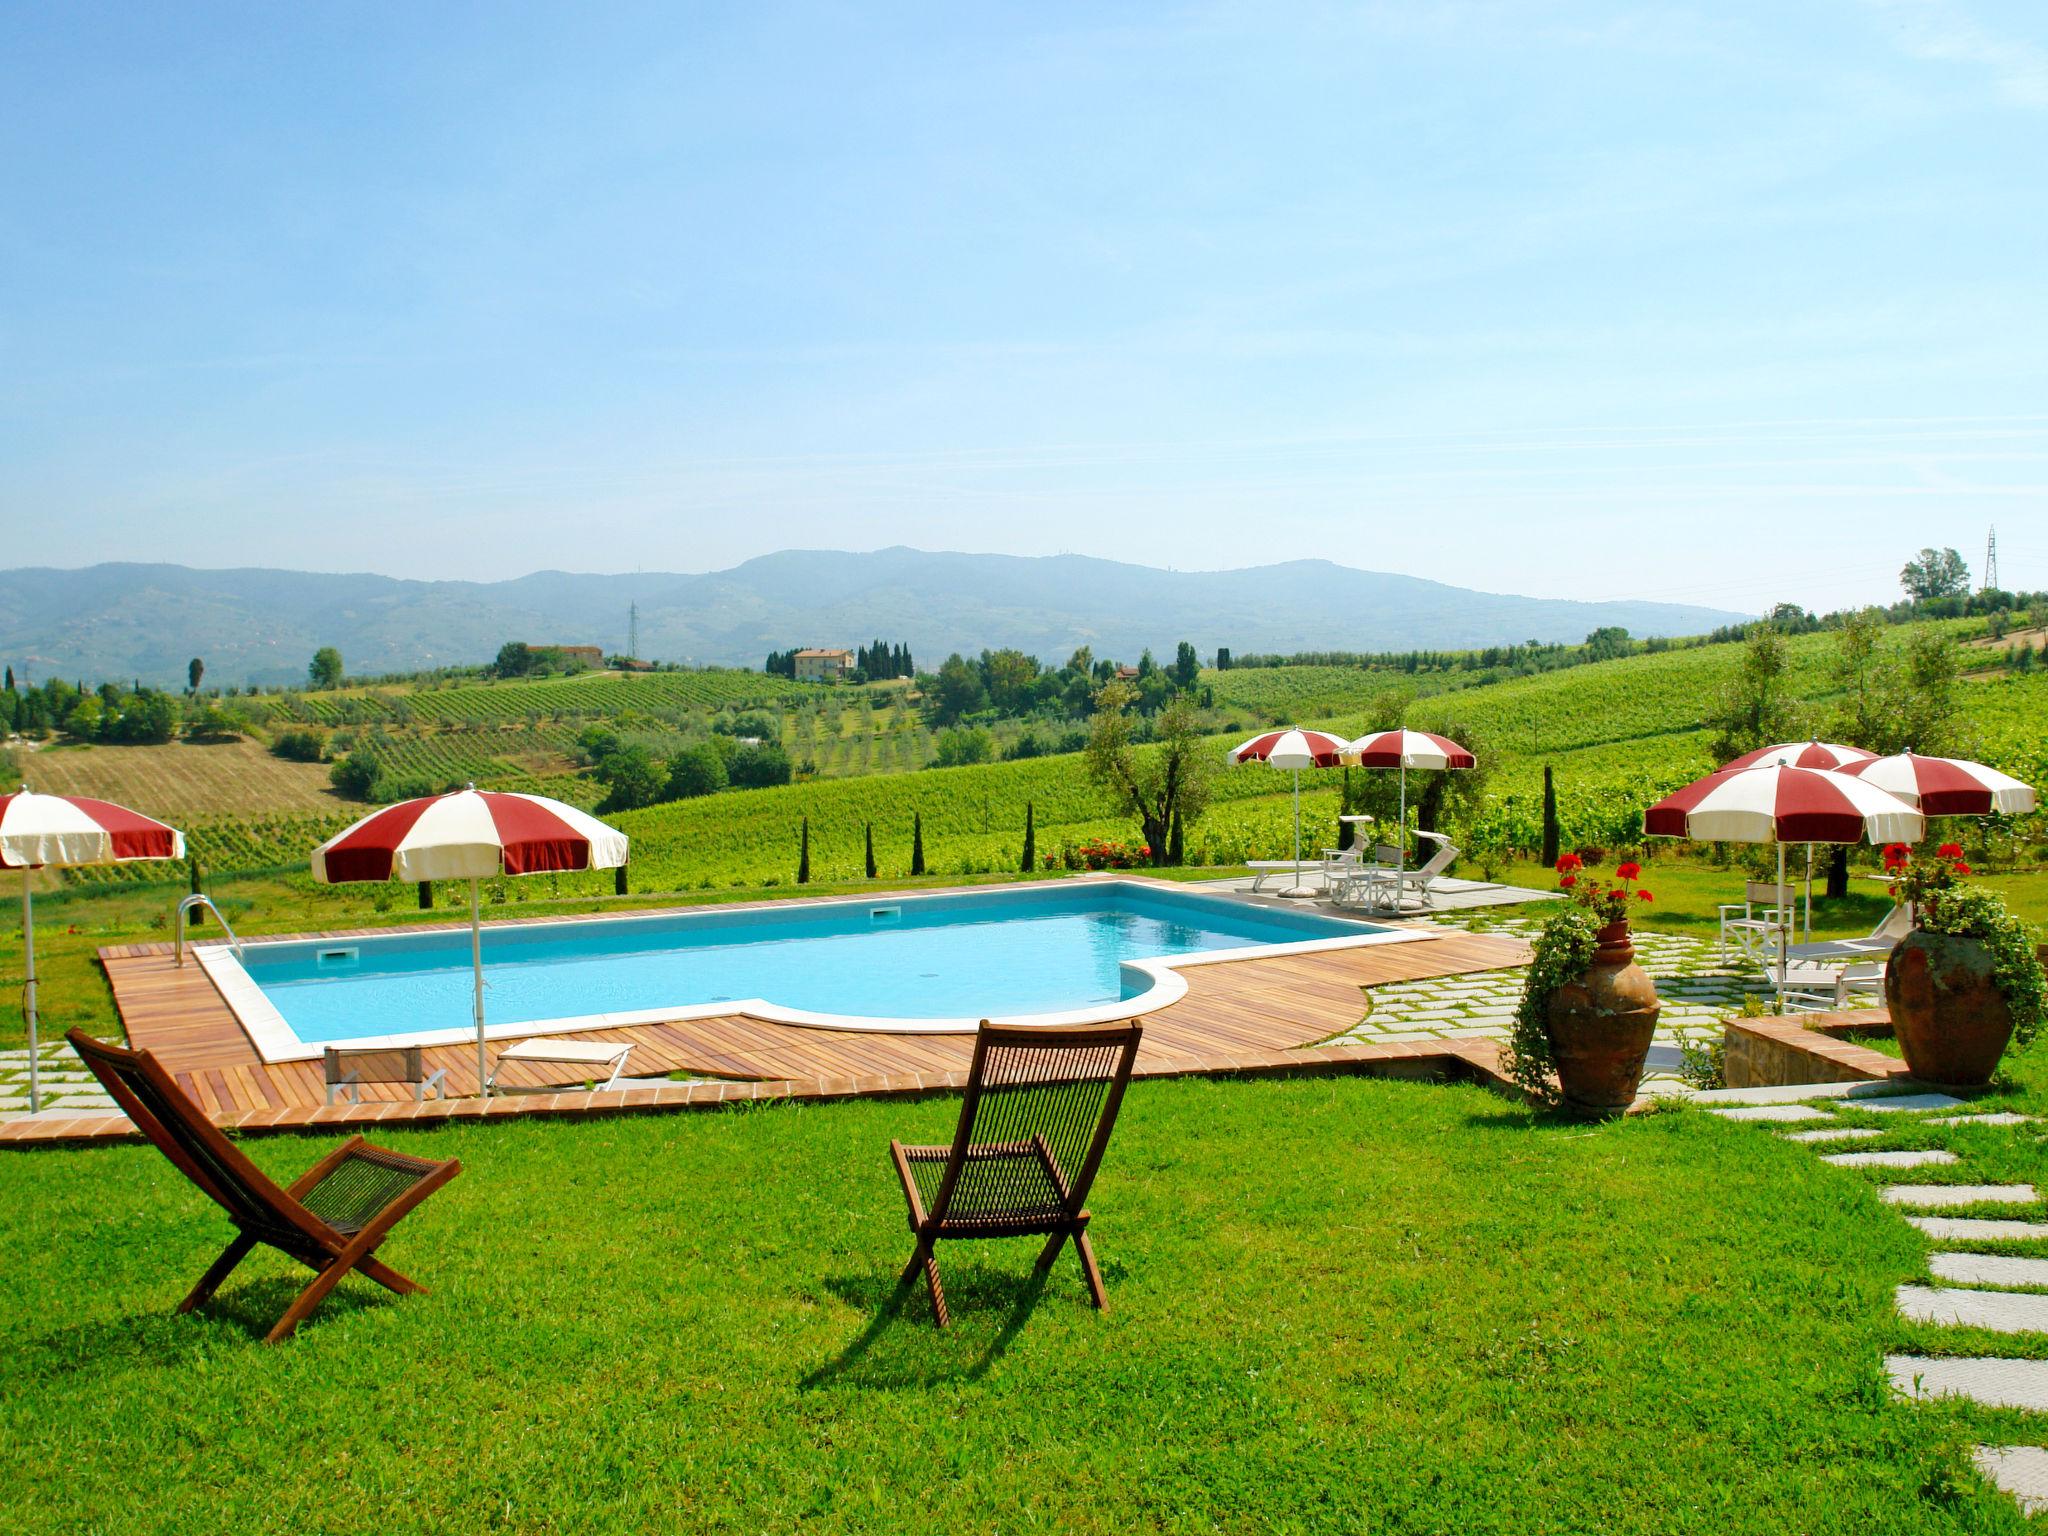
1546, 919, 1661, 1114
1885, 930, 2014, 1088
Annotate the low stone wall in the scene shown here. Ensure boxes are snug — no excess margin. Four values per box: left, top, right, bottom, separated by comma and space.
1723, 1012, 1914, 1090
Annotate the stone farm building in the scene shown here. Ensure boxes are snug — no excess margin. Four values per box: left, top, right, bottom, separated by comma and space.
794, 648, 855, 682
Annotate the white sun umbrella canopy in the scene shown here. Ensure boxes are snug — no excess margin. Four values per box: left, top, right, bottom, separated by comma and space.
311, 787, 629, 1096
1838, 753, 2037, 817
1227, 729, 1348, 896
0, 787, 186, 1112
1340, 730, 1476, 872
1643, 764, 1922, 1000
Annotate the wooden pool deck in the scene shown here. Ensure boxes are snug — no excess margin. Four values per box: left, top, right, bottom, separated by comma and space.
3, 891, 1532, 1147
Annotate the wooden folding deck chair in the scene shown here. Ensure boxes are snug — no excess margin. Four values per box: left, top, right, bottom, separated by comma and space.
68, 1029, 461, 1343
889, 1020, 1142, 1328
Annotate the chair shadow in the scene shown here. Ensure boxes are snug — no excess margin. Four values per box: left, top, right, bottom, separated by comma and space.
18, 1275, 395, 1376
800, 1260, 1060, 1390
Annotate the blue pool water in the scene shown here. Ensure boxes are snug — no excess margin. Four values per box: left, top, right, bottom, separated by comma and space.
236, 883, 1390, 1045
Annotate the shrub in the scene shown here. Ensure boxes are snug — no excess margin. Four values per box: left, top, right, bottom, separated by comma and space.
271, 727, 328, 763
665, 742, 728, 800
328, 751, 383, 800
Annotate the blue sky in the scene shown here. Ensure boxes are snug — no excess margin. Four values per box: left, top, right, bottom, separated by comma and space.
3, 0, 2044, 612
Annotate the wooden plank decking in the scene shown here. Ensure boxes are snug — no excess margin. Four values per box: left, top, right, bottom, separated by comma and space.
7, 895, 1532, 1145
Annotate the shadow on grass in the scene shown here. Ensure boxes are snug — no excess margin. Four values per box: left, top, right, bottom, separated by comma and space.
801, 1259, 1071, 1390
19, 1274, 397, 1374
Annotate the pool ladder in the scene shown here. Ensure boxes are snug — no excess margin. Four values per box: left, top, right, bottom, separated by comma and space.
174, 893, 247, 968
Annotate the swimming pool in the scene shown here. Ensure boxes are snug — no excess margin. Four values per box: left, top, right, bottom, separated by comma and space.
197, 879, 1426, 1062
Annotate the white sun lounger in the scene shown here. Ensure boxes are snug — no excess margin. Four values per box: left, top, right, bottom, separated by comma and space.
488, 1038, 634, 1093
1776, 904, 1914, 963
1769, 957, 1887, 1013
1247, 861, 1320, 892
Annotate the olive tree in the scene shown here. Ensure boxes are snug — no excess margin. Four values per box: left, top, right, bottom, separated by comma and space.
1084, 681, 1213, 866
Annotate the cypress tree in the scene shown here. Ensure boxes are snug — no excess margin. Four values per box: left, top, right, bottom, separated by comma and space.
864, 821, 877, 879
797, 817, 811, 884
1021, 802, 1035, 872
1336, 767, 1355, 850
1168, 806, 1184, 866
910, 812, 925, 876
187, 857, 205, 925
1540, 764, 1560, 867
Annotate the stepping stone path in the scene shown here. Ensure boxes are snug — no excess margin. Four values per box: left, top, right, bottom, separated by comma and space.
1930, 1253, 2048, 1290
0, 1042, 117, 1122
1882, 1184, 2037, 1208
1973, 1447, 2048, 1516
1895, 1286, 2048, 1334
1908, 1216, 2048, 1242
1704, 1078, 2048, 1517
1823, 1149, 1956, 1170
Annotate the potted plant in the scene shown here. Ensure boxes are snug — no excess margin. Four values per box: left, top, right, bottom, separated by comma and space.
1508, 855, 1661, 1114
1881, 842, 2045, 1087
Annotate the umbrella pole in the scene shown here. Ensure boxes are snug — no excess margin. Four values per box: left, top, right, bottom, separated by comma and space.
470, 877, 488, 1099
1397, 765, 1408, 873
22, 866, 38, 1116
1804, 843, 1814, 945
1292, 768, 1302, 885
1776, 842, 1788, 1005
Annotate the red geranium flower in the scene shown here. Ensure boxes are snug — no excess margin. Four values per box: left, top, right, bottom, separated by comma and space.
1937, 842, 1963, 860
1953, 862, 1971, 876
1555, 853, 1583, 873
1616, 861, 1642, 881
1559, 874, 1578, 887
1636, 889, 1653, 902
1882, 842, 1910, 862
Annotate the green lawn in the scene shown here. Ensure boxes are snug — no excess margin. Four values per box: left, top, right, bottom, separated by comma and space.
3, 1071, 2045, 1534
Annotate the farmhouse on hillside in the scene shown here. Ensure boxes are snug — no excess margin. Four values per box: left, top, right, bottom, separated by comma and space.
793, 647, 855, 682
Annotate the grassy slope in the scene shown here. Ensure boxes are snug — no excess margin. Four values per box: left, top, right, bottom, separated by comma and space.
3, 1072, 2038, 1534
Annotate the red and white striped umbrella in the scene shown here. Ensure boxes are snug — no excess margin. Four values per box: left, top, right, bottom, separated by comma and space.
1837, 753, 2037, 817
1645, 764, 1921, 1001
1720, 740, 1875, 773
1, 787, 186, 1114
1226, 728, 1348, 769
1643, 764, 1922, 844
1340, 729, 1476, 770
1227, 730, 1348, 895
1340, 729, 1475, 875
312, 787, 628, 1095
0, 787, 185, 869
313, 787, 628, 883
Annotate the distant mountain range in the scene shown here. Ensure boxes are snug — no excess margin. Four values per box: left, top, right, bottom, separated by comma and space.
0, 549, 1750, 688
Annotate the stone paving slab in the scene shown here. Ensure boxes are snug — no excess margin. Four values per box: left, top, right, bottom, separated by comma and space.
1931, 1253, 2048, 1290
1896, 1284, 2048, 1334
1693, 1081, 1941, 1107
1973, 1446, 2048, 1516
1783, 1126, 1886, 1143
1931, 1113, 2038, 1128
1862, 1093, 1972, 1113
1708, 1104, 1834, 1122
1824, 1149, 1958, 1170
1907, 1216, 2048, 1242
1883, 1184, 2039, 1209
1888, 1355, 2048, 1412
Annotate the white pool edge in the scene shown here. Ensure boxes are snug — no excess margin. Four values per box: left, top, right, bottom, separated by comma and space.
193, 879, 1439, 1064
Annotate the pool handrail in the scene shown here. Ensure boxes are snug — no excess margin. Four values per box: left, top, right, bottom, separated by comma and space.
174, 893, 246, 967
